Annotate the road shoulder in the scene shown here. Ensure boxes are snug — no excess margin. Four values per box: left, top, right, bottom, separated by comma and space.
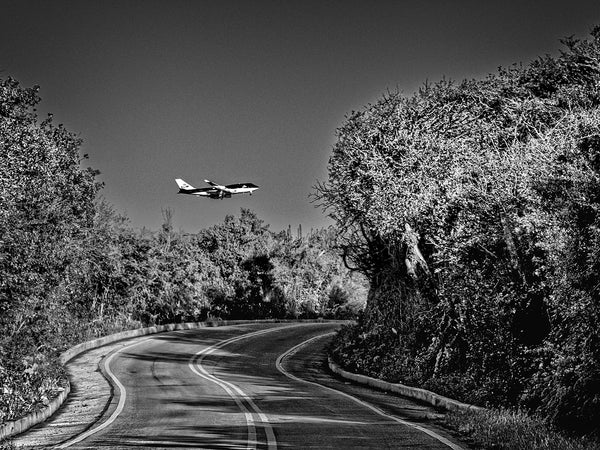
279, 333, 472, 450
10, 339, 128, 449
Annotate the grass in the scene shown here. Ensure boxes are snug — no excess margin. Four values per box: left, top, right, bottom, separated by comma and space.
445, 408, 599, 450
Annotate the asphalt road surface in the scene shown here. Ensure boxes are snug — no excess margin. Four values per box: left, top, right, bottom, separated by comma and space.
20, 322, 469, 449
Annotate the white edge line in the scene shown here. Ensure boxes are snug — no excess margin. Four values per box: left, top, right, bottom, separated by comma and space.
55, 337, 153, 449
275, 333, 466, 450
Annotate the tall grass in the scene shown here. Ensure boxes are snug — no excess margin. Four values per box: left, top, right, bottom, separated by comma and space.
445, 408, 599, 450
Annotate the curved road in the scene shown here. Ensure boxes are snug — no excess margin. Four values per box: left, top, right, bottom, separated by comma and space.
21, 322, 469, 449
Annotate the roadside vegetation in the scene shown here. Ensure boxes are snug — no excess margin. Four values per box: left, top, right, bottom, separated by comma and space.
0, 76, 366, 427
318, 26, 600, 446
3, 24, 600, 450
444, 409, 600, 450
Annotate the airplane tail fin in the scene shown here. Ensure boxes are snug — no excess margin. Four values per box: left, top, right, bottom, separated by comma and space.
175, 178, 195, 191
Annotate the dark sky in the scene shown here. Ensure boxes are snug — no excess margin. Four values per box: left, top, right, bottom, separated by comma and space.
2, 1, 599, 232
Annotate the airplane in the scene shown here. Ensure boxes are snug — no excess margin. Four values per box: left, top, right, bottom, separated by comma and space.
175, 178, 259, 199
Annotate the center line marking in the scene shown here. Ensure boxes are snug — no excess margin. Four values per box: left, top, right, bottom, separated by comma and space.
55, 323, 329, 449
189, 325, 312, 450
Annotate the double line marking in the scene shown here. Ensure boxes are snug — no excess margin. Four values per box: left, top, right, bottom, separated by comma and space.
56, 325, 299, 449
188, 327, 281, 450
56, 324, 461, 450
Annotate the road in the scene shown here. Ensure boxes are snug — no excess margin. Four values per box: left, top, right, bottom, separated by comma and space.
15, 322, 468, 449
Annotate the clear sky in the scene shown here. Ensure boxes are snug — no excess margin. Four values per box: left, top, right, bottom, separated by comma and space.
2, 1, 599, 233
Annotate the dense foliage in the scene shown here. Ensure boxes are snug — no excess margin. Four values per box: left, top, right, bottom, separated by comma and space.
1, 77, 101, 421
0, 76, 366, 424
318, 27, 600, 436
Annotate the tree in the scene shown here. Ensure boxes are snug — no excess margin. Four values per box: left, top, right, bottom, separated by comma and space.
317, 27, 600, 433
0, 76, 101, 421
0, 76, 101, 343
196, 209, 274, 318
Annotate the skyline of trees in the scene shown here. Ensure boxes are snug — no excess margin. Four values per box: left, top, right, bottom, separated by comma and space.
0, 75, 366, 424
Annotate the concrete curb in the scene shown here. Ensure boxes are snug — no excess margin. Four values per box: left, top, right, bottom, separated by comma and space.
58, 318, 308, 365
328, 357, 482, 413
0, 318, 322, 441
0, 381, 70, 441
